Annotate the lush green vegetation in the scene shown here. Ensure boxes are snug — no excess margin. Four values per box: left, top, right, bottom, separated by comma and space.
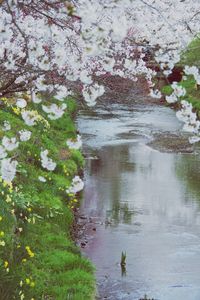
0, 96, 95, 299
180, 36, 200, 67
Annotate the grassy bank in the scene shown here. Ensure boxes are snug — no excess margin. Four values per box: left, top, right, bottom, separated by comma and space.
0, 95, 95, 299
161, 37, 200, 115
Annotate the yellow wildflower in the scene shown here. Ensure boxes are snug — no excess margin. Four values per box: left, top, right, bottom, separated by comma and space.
8, 186, 13, 193
12, 107, 21, 115
6, 195, 12, 203
30, 281, 35, 287
20, 293, 25, 300
4, 261, 8, 268
3, 181, 12, 188
0, 241, 5, 246
25, 246, 35, 258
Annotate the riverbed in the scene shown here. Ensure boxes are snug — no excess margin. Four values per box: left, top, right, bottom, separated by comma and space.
77, 99, 200, 300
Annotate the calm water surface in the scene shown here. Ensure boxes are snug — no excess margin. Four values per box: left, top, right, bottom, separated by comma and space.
77, 102, 200, 300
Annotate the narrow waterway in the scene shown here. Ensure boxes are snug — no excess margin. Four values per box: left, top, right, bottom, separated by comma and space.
77, 99, 200, 300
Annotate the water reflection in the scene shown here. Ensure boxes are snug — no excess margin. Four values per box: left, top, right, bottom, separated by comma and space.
85, 144, 136, 226
175, 153, 200, 205
78, 103, 200, 300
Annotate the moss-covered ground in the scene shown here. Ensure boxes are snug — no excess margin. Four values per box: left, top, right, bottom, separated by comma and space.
0, 96, 95, 299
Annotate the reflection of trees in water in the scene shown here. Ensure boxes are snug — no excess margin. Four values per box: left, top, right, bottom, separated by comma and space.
106, 202, 135, 225
88, 144, 136, 225
175, 153, 200, 204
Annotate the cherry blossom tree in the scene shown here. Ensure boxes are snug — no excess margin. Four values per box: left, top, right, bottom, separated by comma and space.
1, 0, 200, 183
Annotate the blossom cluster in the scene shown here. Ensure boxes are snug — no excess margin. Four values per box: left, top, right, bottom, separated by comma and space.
184, 66, 200, 84
66, 176, 84, 195
176, 100, 200, 143
1, 0, 200, 107
0, 129, 31, 182
165, 82, 186, 104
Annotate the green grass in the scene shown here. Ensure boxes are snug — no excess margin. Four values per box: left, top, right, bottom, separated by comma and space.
0, 96, 95, 299
180, 35, 200, 67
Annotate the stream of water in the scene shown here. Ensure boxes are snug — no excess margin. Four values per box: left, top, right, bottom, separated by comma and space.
77, 101, 200, 300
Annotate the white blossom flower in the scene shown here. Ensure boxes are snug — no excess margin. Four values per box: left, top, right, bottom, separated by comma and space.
66, 135, 82, 150
166, 93, 178, 104
82, 84, 105, 106
31, 91, 42, 104
171, 82, 186, 97
176, 101, 195, 120
189, 136, 200, 144
163, 70, 172, 76
40, 150, 56, 171
42, 103, 67, 120
184, 66, 200, 85
149, 89, 162, 99
0, 158, 18, 182
184, 66, 199, 76
54, 85, 72, 101
0, 146, 7, 159
15, 76, 26, 84
66, 176, 84, 194
38, 176, 46, 182
19, 130, 32, 142
2, 121, 11, 131
21, 111, 38, 126
183, 122, 200, 133
16, 98, 27, 109
176, 100, 200, 134
80, 70, 93, 84
110, 15, 128, 42
2, 137, 19, 151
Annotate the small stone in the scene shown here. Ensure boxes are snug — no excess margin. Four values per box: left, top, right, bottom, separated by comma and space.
80, 215, 87, 220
